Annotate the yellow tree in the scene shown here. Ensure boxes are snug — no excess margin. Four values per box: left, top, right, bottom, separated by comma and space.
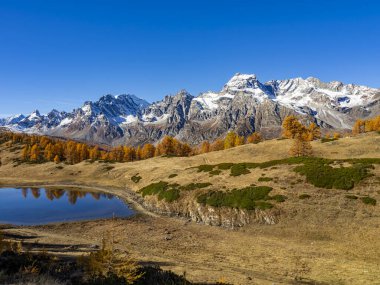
282, 115, 306, 139
307, 123, 321, 141
135, 146, 142, 160
289, 134, 313, 157
44, 143, 54, 161
282, 116, 313, 157
123, 146, 136, 162
141, 144, 155, 159
224, 132, 237, 149
200, 141, 210, 153
246, 132, 262, 144
89, 146, 100, 161
210, 139, 225, 151
333, 132, 341, 139
30, 144, 40, 162
21, 144, 31, 161
352, 119, 365, 135
234, 135, 245, 146
159, 136, 175, 156
54, 155, 60, 164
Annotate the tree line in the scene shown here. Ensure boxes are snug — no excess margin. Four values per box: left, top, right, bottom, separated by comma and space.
1, 114, 379, 164
0, 130, 263, 164
352, 115, 380, 135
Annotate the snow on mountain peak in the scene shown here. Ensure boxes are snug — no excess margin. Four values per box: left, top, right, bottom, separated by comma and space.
224, 73, 258, 90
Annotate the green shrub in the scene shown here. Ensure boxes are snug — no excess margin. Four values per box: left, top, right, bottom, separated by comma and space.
294, 161, 372, 190
230, 164, 251, 176
131, 174, 142, 183
194, 157, 379, 190
209, 169, 222, 176
168, 173, 178, 178
197, 186, 274, 210
258, 177, 273, 182
345, 195, 358, 200
180, 182, 212, 191
139, 181, 168, 196
361, 196, 376, 206
197, 165, 214, 172
254, 201, 274, 210
321, 138, 338, 143
159, 188, 180, 202
139, 181, 212, 202
299, 194, 311, 199
103, 166, 115, 171
216, 163, 234, 170
270, 194, 287, 202
139, 181, 180, 202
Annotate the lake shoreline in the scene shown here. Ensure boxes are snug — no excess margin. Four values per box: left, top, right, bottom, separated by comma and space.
0, 182, 159, 219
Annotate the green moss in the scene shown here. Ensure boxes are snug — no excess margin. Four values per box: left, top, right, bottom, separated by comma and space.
194, 157, 379, 190
345, 195, 358, 200
197, 164, 214, 172
158, 188, 180, 202
197, 186, 275, 210
270, 194, 287, 202
258, 177, 273, 182
254, 201, 274, 210
321, 138, 338, 143
103, 165, 115, 171
209, 169, 222, 176
168, 173, 178, 178
294, 161, 372, 190
180, 182, 212, 191
139, 181, 168, 196
230, 164, 251, 176
139, 181, 180, 202
139, 181, 213, 202
361, 196, 376, 206
131, 174, 142, 183
216, 163, 234, 170
299, 194, 311, 199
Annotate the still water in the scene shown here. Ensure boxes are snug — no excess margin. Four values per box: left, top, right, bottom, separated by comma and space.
0, 187, 134, 225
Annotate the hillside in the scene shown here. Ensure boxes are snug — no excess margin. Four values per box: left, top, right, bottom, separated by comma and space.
0, 132, 380, 284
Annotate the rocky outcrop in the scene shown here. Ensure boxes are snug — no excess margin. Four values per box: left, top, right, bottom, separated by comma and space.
141, 195, 280, 228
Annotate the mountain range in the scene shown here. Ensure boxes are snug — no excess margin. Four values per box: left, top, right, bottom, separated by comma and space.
1, 73, 379, 146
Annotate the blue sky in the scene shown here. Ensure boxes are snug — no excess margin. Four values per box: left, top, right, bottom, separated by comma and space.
0, 0, 379, 116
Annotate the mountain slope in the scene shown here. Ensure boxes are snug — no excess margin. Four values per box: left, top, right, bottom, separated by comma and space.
1, 74, 379, 145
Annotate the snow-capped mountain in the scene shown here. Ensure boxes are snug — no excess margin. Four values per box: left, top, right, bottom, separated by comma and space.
1, 74, 379, 145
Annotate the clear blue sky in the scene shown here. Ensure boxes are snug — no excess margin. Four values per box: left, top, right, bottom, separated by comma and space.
1, 0, 379, 116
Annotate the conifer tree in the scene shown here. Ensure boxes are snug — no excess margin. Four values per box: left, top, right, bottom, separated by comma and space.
54, 155, 60, 164
247, 132, 262, 144
224, 132, 237, 149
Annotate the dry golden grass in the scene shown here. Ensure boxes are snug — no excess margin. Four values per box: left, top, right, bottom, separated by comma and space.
0, 132, 380, 284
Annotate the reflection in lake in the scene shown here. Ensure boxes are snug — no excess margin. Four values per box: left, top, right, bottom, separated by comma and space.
0, 187, 134, 225
21, 187, 115, 205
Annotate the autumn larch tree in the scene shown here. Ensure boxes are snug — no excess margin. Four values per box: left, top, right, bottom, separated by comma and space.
200, 141, 210, 153
289, 133, 313, 157
30, 144, 40, 162
224, 132, 238, 149
247, 132, 262, 144
141, 144, 155, 159
282, 116, 313, 157
54, 155, 60, 164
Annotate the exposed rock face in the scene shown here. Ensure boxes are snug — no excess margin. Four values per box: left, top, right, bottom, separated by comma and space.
141, 196, 280, 228
1, 73, 379, 145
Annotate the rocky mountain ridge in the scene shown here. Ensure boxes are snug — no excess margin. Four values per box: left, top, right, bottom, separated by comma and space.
1, 73, 379, 145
